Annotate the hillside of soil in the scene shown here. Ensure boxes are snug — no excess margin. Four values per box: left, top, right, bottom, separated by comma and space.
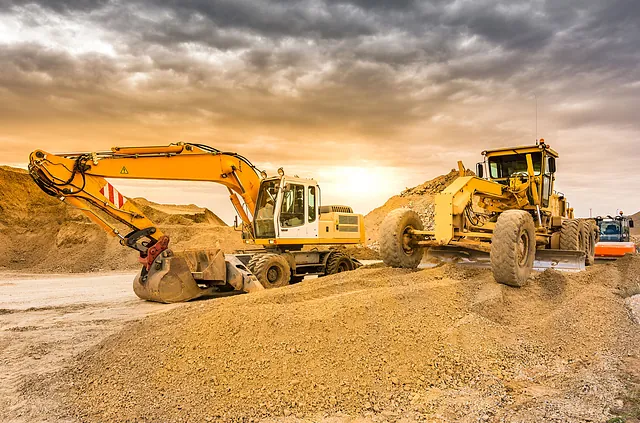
34, 255, 640, 423
364, 169, 473, 247
0, 166, 243, 273
632, 212, 640, 236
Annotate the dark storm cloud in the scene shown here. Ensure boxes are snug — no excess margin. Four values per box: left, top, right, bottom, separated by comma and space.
3, 0, 640, 156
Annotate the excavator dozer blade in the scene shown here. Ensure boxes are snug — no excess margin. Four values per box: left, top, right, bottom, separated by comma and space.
423, 246, 586, 272
133, 249, 264, 303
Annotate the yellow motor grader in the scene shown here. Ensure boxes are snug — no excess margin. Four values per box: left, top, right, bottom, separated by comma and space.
29, 142, 365, 303
380, 139, 595, 286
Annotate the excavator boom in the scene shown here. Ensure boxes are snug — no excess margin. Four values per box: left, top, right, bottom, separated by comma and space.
29, 143, 266, 302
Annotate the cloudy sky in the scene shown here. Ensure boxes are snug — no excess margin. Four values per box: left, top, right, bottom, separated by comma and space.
1, 0, 639, 222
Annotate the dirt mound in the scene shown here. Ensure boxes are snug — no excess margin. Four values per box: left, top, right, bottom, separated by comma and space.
0, 166, 240, 273
128, 197, 227, 226
364, 170, 472, 246
42, 257, 640, 422
632, 211, 640, 236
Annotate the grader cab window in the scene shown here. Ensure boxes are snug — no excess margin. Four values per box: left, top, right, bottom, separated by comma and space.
488, 152, 542, 180
280, 184, 305, 227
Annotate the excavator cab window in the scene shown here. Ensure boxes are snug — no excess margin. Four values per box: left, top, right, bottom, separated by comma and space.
488, 152, 542, 180
280, 184, 305, 227
254, 180, 279, 238
308, 186, 316, 223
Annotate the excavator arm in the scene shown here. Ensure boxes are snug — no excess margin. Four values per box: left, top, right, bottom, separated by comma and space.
29, 143, 263, 262
28, 143, 266, 303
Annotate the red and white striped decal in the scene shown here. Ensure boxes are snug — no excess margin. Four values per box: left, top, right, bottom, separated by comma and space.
99, 182, 125, 209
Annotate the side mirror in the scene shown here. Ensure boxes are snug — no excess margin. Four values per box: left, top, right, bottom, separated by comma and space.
548, 157, 557, 173
475, 162, 484, 178
629, 219, 634, 228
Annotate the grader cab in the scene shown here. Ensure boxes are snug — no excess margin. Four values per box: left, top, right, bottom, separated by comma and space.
380, 139, 596, 287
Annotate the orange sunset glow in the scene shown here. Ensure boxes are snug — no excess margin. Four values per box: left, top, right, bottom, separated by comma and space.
1, 1, 638, 222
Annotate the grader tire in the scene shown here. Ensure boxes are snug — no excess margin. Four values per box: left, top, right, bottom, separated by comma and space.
560, 219, 582, 252
379, 208, 424, 269
325, 252, 354, 275
248, 253, 291, 289
490, 210, 536, 287
583, 221, 596, 266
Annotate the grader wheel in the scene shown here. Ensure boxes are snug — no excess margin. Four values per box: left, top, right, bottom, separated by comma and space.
490, 210, 536, 287
379, 208, 424, 268
583, 220, 596, 266
560, 219, 582, 251
248, 253, 291, 289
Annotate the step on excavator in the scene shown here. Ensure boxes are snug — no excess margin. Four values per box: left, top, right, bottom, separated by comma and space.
593, 212, 637, 260
380, 139, 596, 287
29, 143, 365, 303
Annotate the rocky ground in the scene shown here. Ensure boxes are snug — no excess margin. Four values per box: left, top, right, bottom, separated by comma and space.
10, 256, 638, 423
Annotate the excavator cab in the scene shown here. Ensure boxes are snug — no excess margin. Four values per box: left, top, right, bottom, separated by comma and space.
253, 175, 322, 242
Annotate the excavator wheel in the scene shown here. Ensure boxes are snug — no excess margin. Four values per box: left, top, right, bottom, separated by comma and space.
490, 210, 536, 287
248, 253, 291, 289
560, 219, 583, 252
325, 252, 354, 275
380, 208, 424, 269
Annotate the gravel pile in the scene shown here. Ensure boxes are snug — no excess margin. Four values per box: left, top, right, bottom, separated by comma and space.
363, 170, 473, 248
38, 256, 640, 423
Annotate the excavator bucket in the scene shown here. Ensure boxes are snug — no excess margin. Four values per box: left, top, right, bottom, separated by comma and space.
133, 249, 263, 303
424, 246, 586, 272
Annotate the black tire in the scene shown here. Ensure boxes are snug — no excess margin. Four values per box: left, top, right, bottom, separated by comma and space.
583, 220, 596, 266
290, 275, 305, 284
379, 208, 424, 268
560, 219, 582, 251
490, 210, 536, 287
325, 252, 354, 275
248, 253, 291, 289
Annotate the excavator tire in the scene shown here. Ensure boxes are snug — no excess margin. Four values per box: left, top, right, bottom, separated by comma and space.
325, 252, 354, 275
560, 219, 583, 252
583, 220, 596, 266
380, 208, 424, 269
290, 275, 305, 284
248, 253, 291, 289
490, 210, 536, 287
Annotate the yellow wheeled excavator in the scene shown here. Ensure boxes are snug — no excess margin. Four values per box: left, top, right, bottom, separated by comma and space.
380, 139, 595, 287
29, 142, 365, 303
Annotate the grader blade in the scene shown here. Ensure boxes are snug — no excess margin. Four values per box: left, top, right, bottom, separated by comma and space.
133, 249, 263, 303
424, 246, 491, 267
533, 249, 586, 272
423, 246, 585, 272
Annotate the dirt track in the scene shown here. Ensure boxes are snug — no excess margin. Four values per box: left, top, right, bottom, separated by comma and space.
4, 258, 638, 423
0, 271, 182, 423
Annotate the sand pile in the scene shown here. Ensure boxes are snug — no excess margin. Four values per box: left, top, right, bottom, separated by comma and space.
0, 166, 242, 273
364, 170, 472, 247
43, 256, 640, 422
632, 212, 640, 236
